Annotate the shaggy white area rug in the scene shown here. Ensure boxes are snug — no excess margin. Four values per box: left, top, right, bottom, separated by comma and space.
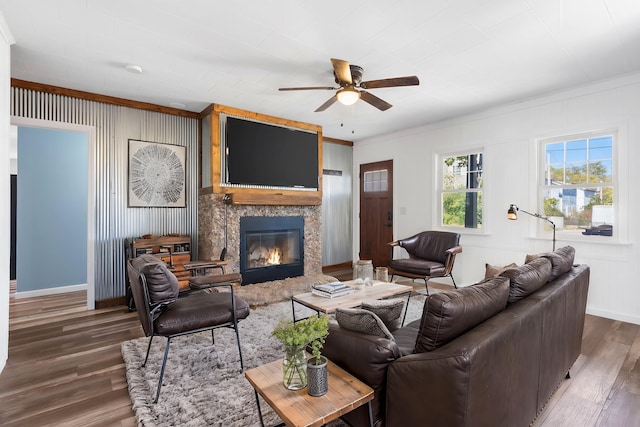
122, 294, 427, 427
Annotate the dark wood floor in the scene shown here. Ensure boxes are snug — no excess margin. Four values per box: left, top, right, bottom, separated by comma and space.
1, 278, 639, 426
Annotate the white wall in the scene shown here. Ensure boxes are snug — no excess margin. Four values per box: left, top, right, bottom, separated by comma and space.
353, 72, 640, 325
0, 12, 15, 374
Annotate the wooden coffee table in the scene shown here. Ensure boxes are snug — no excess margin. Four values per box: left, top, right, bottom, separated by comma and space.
245, 357, 374, 427
292, 280, 413, 325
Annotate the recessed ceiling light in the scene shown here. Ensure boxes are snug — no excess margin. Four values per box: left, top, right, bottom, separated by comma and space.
125, 64, 143, 74
170, 102, 186, 109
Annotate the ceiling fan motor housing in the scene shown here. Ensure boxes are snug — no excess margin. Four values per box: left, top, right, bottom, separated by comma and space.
335, 64, 364, 86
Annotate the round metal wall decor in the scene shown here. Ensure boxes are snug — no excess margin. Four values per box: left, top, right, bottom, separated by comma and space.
128, 139, 186, 207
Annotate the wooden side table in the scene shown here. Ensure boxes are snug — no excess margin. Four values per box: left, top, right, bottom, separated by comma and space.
245, 357, 374, 427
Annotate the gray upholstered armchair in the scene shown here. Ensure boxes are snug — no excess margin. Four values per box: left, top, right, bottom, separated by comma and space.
387, 231, 462, 295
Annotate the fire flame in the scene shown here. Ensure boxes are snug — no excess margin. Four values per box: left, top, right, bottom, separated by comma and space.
266, 247, 281, 265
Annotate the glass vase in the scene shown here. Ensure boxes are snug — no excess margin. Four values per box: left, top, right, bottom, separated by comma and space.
283, 345, 307, 390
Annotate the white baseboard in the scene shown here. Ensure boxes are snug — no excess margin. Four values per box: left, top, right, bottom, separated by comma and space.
586, 305, 640, 326
15, 283, 88, 299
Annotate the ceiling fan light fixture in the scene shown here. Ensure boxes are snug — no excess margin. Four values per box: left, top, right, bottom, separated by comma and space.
336, 88, 360, 106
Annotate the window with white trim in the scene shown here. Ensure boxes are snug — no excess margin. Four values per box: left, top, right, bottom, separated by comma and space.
540, 131, 614, 237
439, 152, 483, 229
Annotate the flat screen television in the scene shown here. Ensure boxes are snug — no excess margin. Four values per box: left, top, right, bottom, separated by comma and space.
222, 115, 319, 190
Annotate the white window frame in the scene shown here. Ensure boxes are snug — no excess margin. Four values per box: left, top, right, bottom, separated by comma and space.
535, 126, 628, 245
436, 149, 484, 234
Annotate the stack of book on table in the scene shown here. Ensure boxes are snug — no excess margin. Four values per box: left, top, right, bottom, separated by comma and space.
311, 282, 354, 299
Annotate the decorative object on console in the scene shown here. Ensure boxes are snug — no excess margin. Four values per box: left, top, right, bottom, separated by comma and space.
353, 259, 374, 281
311, 282, 354, 299
375, 266, 389, 282
128, 139, 186, 208
507, 204, 556, 250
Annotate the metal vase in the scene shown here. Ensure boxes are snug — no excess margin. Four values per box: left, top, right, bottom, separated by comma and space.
307, 356, 328, 396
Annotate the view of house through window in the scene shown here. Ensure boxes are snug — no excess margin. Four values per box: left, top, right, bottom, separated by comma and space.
440, 152, 483, 229
541, 132, 614, 237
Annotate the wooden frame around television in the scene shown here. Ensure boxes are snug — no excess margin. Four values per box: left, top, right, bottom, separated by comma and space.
207, 104, 323, 206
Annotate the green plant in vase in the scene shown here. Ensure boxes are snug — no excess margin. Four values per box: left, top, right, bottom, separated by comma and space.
272, 315, 329, 391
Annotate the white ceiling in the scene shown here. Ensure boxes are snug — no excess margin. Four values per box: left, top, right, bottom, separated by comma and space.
2, 0, 640, 141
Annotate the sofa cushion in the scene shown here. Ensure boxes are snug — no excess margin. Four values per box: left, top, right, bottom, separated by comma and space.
361, 298, 405, 331
336, 307, 394, 340
130, 254, 179, 307
413, 277, 510, 352
484, 262, 517, 279
501, 257, 552, 303
526, 246, 575, 282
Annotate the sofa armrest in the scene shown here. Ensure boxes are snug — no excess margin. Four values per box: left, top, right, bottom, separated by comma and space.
322, 322, 400, 427
323, 322, 400, 390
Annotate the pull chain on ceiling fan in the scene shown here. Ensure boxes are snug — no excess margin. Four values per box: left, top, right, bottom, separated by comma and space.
279, 58, 419, 112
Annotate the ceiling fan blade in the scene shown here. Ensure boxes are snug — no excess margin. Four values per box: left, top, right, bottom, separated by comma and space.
360, 90, 392, 111
330, 58, 352, 85
360, 76, 420, 89
279, 86, 337, 91
315, 95, 338, 112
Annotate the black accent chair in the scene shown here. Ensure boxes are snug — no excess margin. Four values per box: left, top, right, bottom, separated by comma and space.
387, 231, 462, 295
126, 255, 250, 403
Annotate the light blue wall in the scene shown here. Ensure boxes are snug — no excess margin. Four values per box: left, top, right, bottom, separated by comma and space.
16, 127, 88, 291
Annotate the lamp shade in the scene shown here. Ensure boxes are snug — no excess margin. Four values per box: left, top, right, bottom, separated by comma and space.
336, 88, 360, 105
507, 204, 518, 220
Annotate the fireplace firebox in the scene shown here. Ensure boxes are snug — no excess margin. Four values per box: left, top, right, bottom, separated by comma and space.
239, 216, 304, 285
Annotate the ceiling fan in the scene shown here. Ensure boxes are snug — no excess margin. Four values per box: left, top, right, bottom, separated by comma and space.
279, 58, 420, 112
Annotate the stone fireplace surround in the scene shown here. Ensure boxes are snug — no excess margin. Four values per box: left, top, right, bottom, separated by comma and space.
198, 193, 336, 306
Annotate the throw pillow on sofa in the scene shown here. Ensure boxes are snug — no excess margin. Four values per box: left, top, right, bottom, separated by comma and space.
500, 257, 552, 303
484, 262, 517, 279
361, 298, 405, 331
525, 246, 575, 281
130, 254, 179, 307
413, 277, 510, 353
336, 307, 394, 340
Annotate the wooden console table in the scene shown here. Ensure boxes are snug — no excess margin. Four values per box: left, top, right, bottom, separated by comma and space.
126, 235, 192, 291
245, 357, 374, 427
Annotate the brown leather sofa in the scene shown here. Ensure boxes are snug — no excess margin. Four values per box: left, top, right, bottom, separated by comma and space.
322, 246, 589, 427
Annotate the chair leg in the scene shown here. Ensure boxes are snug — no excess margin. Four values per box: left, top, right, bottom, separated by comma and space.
450, 274, 458, 289
154, 337, 172, 404
143, 335, 154, 367
423, 278, 430, 296
234, 322, 244, 371
231, 290, 245, 371
211, 329, 215, 345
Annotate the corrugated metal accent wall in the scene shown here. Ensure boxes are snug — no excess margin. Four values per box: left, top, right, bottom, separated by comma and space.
321, 142, 353, 266
11, 88, 200, 301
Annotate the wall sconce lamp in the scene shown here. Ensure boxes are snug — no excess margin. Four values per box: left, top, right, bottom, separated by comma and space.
507, 204, 556, 251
